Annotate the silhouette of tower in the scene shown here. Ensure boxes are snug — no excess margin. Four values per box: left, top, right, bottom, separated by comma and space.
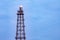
15, 5, 26, 40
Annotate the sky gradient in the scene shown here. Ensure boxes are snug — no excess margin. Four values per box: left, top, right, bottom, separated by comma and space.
0, 0, 60, 40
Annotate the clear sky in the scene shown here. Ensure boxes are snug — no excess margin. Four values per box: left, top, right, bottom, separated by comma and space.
0, 0, 60, 40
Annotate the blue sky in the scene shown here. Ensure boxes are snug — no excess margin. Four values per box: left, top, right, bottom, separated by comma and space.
0, 0, 60, 40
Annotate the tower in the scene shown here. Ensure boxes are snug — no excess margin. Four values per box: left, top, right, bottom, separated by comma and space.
15, 5, 26, 40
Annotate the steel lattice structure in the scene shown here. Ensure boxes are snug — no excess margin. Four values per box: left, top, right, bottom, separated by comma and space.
15, 6, 26, 40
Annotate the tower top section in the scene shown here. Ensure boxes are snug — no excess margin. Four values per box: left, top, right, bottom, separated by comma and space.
19, 5, 23, 11
17, 5, 24, 15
